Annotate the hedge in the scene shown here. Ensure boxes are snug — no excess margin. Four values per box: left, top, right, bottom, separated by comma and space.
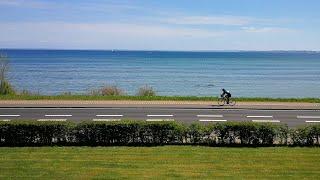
0, 121, 319, 146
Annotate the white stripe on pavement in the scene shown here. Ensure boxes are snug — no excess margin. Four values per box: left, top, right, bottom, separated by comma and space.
45, 115, 72, 117
96, 115, 123, 117
0, 115, 20, 117
93, 119, 121, 121
305, 121, 320, 123
0, 119, 11, 121
37, 119, 67, 122
1, 107, 319, 112
199, 119, 227, 122
297, 116, 320, 119
246, 115, 273, 118
147, 115, 173, 117
146, 119, 175, 122
197, 115, 223, 118
252, 120, 280, 123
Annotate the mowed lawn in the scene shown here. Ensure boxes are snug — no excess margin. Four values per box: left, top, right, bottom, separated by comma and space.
0, 146, 319, 179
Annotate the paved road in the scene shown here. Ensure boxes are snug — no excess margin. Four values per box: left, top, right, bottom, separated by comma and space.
1, 107, 320, 127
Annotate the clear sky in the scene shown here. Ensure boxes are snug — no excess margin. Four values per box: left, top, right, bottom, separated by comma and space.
0, 0, 319, 51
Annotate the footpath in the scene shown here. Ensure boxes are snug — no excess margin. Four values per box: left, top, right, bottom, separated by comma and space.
0, 100, 319, 110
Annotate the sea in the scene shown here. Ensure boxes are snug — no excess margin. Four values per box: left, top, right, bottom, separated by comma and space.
1, 49, 320, 98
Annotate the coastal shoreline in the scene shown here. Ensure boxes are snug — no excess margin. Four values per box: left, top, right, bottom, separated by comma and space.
1, 95, 319, 102
0, 99, 319, 109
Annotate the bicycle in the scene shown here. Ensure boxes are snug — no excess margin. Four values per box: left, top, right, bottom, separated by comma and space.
218, 97, 236, 106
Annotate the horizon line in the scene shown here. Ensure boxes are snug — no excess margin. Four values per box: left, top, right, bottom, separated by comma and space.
0, 48, 320, 53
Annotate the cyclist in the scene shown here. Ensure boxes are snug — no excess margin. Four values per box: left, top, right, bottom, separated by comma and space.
221, 88, 231, 104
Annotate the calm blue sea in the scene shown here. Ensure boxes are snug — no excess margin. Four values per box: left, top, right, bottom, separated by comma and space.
2, 49, 320, 97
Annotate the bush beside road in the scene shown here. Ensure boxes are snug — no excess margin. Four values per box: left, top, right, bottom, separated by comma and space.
1, 121, 320, 147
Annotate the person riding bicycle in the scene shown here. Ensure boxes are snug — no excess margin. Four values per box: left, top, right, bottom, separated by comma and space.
221, 88, 231, 104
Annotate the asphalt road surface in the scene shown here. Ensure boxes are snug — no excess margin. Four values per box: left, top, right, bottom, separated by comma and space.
0, 107, 320, 127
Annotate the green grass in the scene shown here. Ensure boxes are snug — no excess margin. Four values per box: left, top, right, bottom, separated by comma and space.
0, 94, 319, 103
0, 146, 319, 179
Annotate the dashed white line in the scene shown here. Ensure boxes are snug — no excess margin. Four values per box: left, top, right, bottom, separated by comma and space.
37, 119, 67, 122
0, 119, 11, 122
252, 120, 280, 123
246, 115, 273, 118
147, 115, 173, 117
96, 115, 123, 117
0, 115, 20, 117
146, 119, 175, 122
197, 115, 223, 118
45, 115, 72, 117
297, 116, 320, 119
93, 119, 121, 122
305, 121, 320, 123
199, 119, 227, 122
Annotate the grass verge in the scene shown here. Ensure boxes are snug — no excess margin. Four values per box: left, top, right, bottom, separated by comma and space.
0, 94, 319, 103
0, 146, 319, 179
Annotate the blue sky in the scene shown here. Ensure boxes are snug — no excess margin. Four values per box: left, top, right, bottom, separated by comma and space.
0, 0, 319, 50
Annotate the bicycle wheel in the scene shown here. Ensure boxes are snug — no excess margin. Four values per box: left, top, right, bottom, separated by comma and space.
218, 98, 225, 106
229, 98, 236, 106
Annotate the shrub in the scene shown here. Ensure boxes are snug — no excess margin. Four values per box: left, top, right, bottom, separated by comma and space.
0, 80, 15, 95
19, 89, 40, 96
88, 89, 101, 96
136, 85, 156, 96
0, 121, 319, 147
87, 86, 125, 96
0, 121, 73, 146
20, 89, 32, 96
187, 123, 210, 144
0, 54, 15, 95
74, 121, 141, 146
209, 122, 287, 146
74, 121, 186, 146
290, 124, 320, 146
60, 91, 72, 96
100, 85, 125, 96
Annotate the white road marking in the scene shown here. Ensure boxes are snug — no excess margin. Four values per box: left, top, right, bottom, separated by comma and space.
197, 115, 223, 118
93, 119, 121, 121
297, 116, 320, 119
45, 115, 72, 117
147, 115, 173, 117
305, 121, 320, 123
0, 119, 11, 121
199, 119, 227, 122
37, 119, 67, 122
252, 120, 280, 123
146, 119, 175, 121
247, 115, 273, 118
96, 115, 123, 117
0, 115, 20, 117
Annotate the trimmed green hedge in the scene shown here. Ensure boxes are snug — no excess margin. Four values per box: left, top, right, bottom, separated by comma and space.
0, 121, 319, 146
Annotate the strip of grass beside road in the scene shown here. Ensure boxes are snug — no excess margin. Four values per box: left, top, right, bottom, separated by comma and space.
0, 146, 319, 179
0, 95, 319, 103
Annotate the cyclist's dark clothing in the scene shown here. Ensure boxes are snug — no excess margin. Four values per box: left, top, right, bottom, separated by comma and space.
221, 89, 231, 104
